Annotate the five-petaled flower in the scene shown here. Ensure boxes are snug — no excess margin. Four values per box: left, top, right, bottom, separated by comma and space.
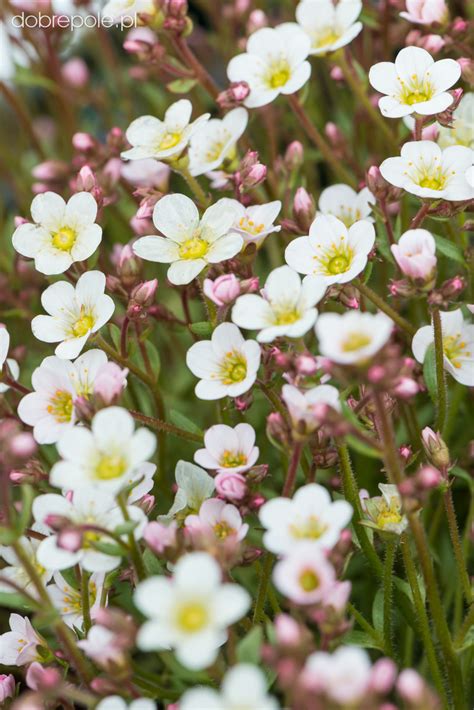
194, 423, 259, 473
315, 311, 393, 365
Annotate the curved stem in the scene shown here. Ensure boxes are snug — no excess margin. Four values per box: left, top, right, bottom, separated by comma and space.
432, 308, 447, 433
410, 202, 431, 229
129, 408, 202, 443
356, 279, 416, 336
172, 35, 220, 100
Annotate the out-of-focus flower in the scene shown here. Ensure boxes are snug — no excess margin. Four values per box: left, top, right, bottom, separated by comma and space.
0, 326, 10, 369
33, 488, 146, 571
379, 141, 474, 201
302, 646, 372, 705
31, 271, 115, 360
194, 423, 259, 473
144, 521, 177, 554
62, 57, 89, 88
291, 0, 363, 56
273, 544, 336, 605
0, 535, 53, 599
400, 0, 448, 25
133, 194, 243, 285
49, 406, 156, 492
391, 229, 437, 282
94, 361, 128, 405
96, 697, 155, 710
18, 350, 107, 444
465, 164, 474, 188
316, 311, 393, 365
232, 265, 325, 343
293, 187, 316, 232
220, 198, 282, 245
77, 625, 125, 668
121, 100, 209, 162
103, 0, 156, 21
285, 215, 375, 285
369, 47, 460, 118
121, 158, 171, 190
179, 663, 279, 709
360, 484, 408, 535
12, 192, 102, 275
188, 108, 248, 176
160, 460, 215, 523
259, 483, 352, 555
48, 571, 104, 629
186, 323, 260, 400
318, 184, 375, 227
0, 614, 43, 666
227, 25, 311, 108
203, 274, 241, 306
412, 308, 474, 386
185, 498, 249, 542
0, 674, 15, 702
134, 552, 250, 669
282, 384, 341, 434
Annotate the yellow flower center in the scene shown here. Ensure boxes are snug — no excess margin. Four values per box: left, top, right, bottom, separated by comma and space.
220, 351, 247, 385
419, 176, 445, 189
375, 499, 403, 529
290, 515, 327, 540
47, 389, 73, 423
405, 158, 451, 192
52, 226, 77, 252
266, 59, 291, 89
176, 602, 208, 632
299, 569, 320, 592
312, 27, 341, 49
341, 332, 372, 353
274, 306, 301, 325
94, 454, 127, 480
219, 450, 248, 468
399, 74, 434, 106
443, 333, 470, 369
213, 521, 236, 540
72, 311, 95, 338
330, 207, 361, 228
312, 237, 354, 276
178, 236, 209, 260
238, 216, 265, 236
158, 132, 182, 151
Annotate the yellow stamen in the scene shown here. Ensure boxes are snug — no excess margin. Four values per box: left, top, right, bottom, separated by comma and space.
176, 603, 208, 632
52, 226, 77, 252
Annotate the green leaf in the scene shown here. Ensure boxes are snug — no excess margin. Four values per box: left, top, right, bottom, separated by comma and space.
344, 630, 384, 650
0, 591, 32, 611
170, 409, 203, 437
91, 541, 125, 556
236, 626, 263, 664
0, 526, 20, 545
189, 321, 213, 338
432, 234, 465, 265
372, 589, 384, 633
108, 323, 122, 351
167, 78, 198, 94
17, 485, 34, 536
346, 434, 383, 459
423, 344, 437, 403
143, 340, 161, 380
451, 466, 474, 489
114, 520, 139, 535
143, 548, 163, 576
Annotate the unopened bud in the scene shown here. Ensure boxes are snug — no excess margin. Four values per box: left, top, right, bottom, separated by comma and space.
217, 81, 250, 109
284, 141, 304, 170
421, 427, 450, 469
293, 187, 315, 232
72, 132, 96, 152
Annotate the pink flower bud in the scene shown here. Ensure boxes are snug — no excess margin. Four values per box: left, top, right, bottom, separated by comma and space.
330, 66, 344, 81
94, 362, 128, 405
143, 521, 177, 554
215, 471, 248, 502
247, 9, 267, 33
57, 528, 83, 552
284, 141, 304, 170
72, 132, 96, 152
293, 187, 315, 232
393, 376, 419, 399
457, 58, 474, 85
130, 279, 158, 307
203, 274, 241, 306
62, 57, 89, 88
217, 81, 250, 109
26, 663, 61, 691
325, 122, 343, 146
370, 658, 397, 694
10, 433, 37, 458
31, 160, 68, 181
397, 669, 425, 703
0, 674, 15, 702
418, 33, 445, 53
14, 216, 29, 228
295, 354, 318, 376
417, 465, 443, 490
76, 165, 97, 192
275, 614, 302, 646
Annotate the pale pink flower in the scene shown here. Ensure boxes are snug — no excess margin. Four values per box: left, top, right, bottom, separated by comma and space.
203, 274, 241, 306
185, 498, 249, 542
391, 229, 437, 281
194, 423, 259, 473
0, 674, 15, 702
0, 614, 42, 666
397, 669, 426, 702
273, 545, 336, 605
303, 646, 372, 704
26, 663, 61, 691
61, 58, 89, 88
400, 0, 448, 25
144, 521, 177, 554
214, 471, 248, 502
77, 625, 124, 667
94, 362, 128, 404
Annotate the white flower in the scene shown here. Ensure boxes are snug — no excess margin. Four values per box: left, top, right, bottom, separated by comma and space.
31, 271, 115, 360
160, 460, 215, 523
282, 384, 341, 432
12, 192, 102, 275
315, 311, 393, 364
194, 423, 259, 473
466, 164, 474, 189
438, 93, 474, 150
318, 184, 375, 227
379, 141, 474, 201
227, 25, 311, 109
134, 552, 251, 670
290, 0, 363, 56
259, 483, 352, 555
77, 625, 124, 667
303, 646, 372, 705
0, 356, 19, 395
18, 349, 107, 444
0, 534, 53, 599
412, 308, 474, 386
285, 214, 375, 285
49, 571, 105, 630
0, 614, 42, 667
33, 488, 147, 572
390, 228, 437, 281
96, 698, 155, 710
0, 327, 10, 368
49, 406, 156, 492
273, 544, 336, 605
369, 46, 461, 118
133, 194, 243, 285
232, 265, 326, 343
400, 0, 449, 26
361, 483, 408, 535
121, 100, 209, 161
179, 664, 279, 710
186, 323, 260, 400
185, 498, 249, 543
121, 158, 170, 189
103, 0, 155, 21
188, 108, 248, 177
218, 198, 282, 244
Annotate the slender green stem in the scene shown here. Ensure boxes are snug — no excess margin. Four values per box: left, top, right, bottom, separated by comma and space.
401, 534, 448, 705
454, 604, 474, 649
257, 380, 291, 427
432, 308, 448, 433
444, 487, 472, 605
117, 493, 146, 581
288, 94, 357, 187
178, 167, 209, 208
356, 279, 416, 336
253, 553, 274, 625
347, 602, 385, 649
383, 538, 396, 658
81, 570, 92, 635
129, 409, 201, 442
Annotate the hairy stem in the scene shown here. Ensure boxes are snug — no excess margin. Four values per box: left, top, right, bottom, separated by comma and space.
253, 553, 274, 625
432, 307, 447, 434
129, 409, 201, 442
444, 487, 472, 605
383, 538, 396, 658
356, 279, 416, 336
